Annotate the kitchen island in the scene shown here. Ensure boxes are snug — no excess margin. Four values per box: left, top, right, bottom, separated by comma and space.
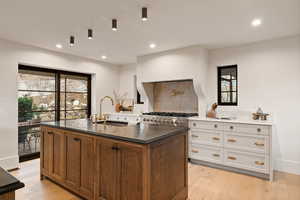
40, 119, 188, 200
0, 167, 24, 200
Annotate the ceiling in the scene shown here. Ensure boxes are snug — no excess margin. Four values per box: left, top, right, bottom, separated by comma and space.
0, 0, 299, 64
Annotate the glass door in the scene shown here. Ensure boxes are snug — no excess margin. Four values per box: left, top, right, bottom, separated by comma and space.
18, 69, 56, 160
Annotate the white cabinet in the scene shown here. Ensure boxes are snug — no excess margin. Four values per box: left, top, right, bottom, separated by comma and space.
189, 118, 273, 181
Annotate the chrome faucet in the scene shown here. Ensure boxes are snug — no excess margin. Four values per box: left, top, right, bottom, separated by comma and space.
99, 96, 114, 120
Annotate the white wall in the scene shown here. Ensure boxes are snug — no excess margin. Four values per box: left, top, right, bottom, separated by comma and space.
207, 35, 300, 174
137, 46, 209, 116
0, 39, 120, 170
119, 63, 137, 99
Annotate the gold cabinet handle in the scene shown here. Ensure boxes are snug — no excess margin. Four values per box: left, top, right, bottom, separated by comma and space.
191, 134, 199, 138
228, 139, 236, 143
212, 137, 220, 141
228, 156, 236, 160
255, 161, 265, 166
212, 154, 220, 157
191, 149, 199, 153
254, 142, 265, 147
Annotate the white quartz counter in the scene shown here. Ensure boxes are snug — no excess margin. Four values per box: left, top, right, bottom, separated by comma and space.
188, 117, 273, 126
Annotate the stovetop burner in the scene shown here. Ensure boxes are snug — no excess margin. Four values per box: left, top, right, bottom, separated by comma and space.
143, 112, 198, 118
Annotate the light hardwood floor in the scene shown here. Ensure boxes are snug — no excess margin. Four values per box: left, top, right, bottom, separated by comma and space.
10, 159, 300, 200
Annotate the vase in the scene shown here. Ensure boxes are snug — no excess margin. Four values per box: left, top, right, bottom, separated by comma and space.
115, 103, 122, 112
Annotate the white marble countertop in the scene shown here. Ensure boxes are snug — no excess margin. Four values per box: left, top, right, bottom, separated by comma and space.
188, 117, 274, 126
106, 112, 141, 116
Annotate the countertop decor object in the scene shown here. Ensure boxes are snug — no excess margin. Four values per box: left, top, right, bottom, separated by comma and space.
40, 119, 188, 200
0, 167, 24, 200
252, 107, 270, 121
206, 103, 218, 118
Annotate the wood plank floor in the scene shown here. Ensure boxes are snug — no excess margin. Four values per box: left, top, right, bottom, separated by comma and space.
10, 159, 300, 200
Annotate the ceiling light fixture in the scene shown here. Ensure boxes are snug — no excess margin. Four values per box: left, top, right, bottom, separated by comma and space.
56, 44, 63, 49
252, 19, 262, 27
101, 55, 107, 60
112, 19, 118, 31
70, 36, 75, 46
149, 43, 156, 49
142, 7, 148, 21
88, 29, 93, 39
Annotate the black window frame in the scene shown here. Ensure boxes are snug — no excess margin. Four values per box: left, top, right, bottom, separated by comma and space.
18, 64, 92, 120
217, 65, 238, 106
18, 65, 91, 161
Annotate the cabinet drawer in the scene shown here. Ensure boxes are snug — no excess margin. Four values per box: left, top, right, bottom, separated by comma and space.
235, 124, 270, 135
190, 130, 223, 147
190, 121, 223, 131
189, 144, 223, 164
224, 150, 269, 173
224, 133, 269, 154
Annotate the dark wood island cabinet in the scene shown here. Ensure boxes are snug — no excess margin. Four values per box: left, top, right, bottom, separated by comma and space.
40, 119, 188, 200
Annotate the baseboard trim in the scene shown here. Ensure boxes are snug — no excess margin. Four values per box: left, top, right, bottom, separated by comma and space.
190, 159, 270, 180
0, 155, 19, 170
275, 159, 300, 175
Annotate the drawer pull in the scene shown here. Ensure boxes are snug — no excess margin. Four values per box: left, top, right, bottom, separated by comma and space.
48, 131, 54, 135
228, 139, 236, 143
214, 124, 218, 128
191, 134, 199, 138
228, 156, 237, 160
212, 137, 220, 141
193, 123, 196, 127
191, 149, 199, 153
257, 128, 261, 132
254, 142, 265, 147
212, 154, 220, 157
73, 138, 81, 142
255, 161, 265, 166
230, 126, 234, 130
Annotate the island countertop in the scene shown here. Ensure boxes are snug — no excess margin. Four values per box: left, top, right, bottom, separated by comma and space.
41, 119, 188, 144
0, 167, 24, 196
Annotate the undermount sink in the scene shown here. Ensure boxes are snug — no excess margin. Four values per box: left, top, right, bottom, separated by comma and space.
96, 120, 129, 127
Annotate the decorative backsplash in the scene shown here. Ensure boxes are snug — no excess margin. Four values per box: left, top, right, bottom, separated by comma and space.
152, 80, 198, 113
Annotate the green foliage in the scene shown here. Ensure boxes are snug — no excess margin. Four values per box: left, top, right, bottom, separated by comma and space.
18, 96, 34, 122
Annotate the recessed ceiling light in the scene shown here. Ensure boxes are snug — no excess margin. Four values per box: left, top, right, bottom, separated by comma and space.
56, 44, 63, 49
252, 19, 262, 27
149, 43, 156, 49
101, 55, 107, 60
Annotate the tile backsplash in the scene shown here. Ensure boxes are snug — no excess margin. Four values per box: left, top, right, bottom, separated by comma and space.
152, 80, 198, 113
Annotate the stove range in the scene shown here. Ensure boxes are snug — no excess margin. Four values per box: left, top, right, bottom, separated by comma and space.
142, 112, 198, 127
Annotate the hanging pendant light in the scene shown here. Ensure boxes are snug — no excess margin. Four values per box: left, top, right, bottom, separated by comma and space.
88, 29, 93, 39
142, 7, 148, 21
112, 19, 117, 31
70, 36, 75, 46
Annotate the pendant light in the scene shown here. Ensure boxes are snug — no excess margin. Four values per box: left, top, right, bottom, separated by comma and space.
88, 29, 93, 39
70, 36, 75, 46
112, 19, 117, 31
142, 7, 148, 21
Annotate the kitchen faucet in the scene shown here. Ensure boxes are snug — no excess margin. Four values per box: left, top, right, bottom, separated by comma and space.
99, 96, 114, 120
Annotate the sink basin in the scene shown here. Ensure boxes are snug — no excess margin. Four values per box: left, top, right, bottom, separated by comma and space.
96, 120, 129, 127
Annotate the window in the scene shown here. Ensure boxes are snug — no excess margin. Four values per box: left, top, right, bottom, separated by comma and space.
218, 65, 238, 106
60, 74, 90, 120
18, 65, 91, 161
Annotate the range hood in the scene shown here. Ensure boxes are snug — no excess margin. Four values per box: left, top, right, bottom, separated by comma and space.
142, 79, 198, 113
